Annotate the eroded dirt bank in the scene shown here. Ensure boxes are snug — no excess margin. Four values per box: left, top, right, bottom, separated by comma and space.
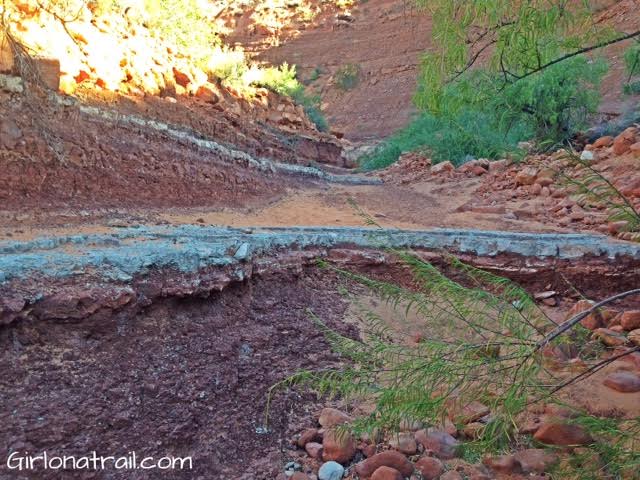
0, 270, 357, 479
2, 234, 640, 478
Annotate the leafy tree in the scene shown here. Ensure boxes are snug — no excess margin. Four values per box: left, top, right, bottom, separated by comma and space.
412, 0, 639, 111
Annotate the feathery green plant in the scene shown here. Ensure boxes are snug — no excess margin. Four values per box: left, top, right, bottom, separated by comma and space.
267, 242, 640, 475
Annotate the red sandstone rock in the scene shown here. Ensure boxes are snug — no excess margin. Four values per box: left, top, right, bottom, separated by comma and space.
389, 432, 417, 455
592, 136, 614, 148
513, 449, 559, 473
195, 83, 220, 103
431, 161, 454, 175
415, 430, 459, 459
593, 328, 629, 347
290, 473, 310, 480
355, 451, 414, 478
305, 442, 323, 459
620, 310, 640, 331
483, 454, 521, 474
603, 371, 640, 392
440, 472, 463, 480
613, 127, 637, 155
297, 428, 320, 448
371, 466, 403, 480
319, 408, 352, 428
415, 457, 444, 480
533, 422, 593, 446
322, 429, 357, 464
516, 166, 538, 185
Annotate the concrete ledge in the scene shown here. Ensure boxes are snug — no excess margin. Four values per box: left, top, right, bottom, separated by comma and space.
1, 226, 639, 283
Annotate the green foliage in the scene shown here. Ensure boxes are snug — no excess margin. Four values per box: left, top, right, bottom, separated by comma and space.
360, 109, 529, 170
412, 0, 614, 111
362, 57, 606, 170
255, 63, 301, 96
335, 63, 361, 90
268, 248, 640, 475
493, 57, 607, 144
253, 63, 328, 132
206, 48, 248, 85
623, 42, 640, 95
143, 0, 220, 68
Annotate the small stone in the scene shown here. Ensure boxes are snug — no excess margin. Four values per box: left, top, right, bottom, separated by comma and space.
389, 432, 417, 455
297, 428, 320, 448
592, 136, 614, 148
533, 422, 593, 446
593, 328, 629, 347
322, 429, 356, 464
516, 166, 538, 186
361, 443, 377, 458
483, 454, 521, 474
285, 461, 303, 474
291, 473, 311, 480
371, 466, 403, 480
431, 161, 455, 174
613, 127, 637, 155
531, 183, 543, 195
440, 472, 463, 480
306, 442, 324, 459
603, 371, 640, 392
580, 150, 595, 161
415, 430, 459, 459
319, 408, 352, 428
318, 461, 345, 480
620, 310, 640, 331
608, 221, 629, 235
513, 449, 559, 473
415, 457, 444, 480
354, 451, 414, 478
628, 329, 640, 346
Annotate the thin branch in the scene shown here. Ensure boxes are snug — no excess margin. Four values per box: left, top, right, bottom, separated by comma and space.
536, 289, 640, 350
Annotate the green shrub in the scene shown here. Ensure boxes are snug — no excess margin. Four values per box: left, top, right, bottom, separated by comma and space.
493, 57, 607, 144
335, 63, 361, 90
253, 63, 328, 132
361, 56, 606, 171
623, 43, 640, 94
360, 109, 530, 170
143, 0, 221, 68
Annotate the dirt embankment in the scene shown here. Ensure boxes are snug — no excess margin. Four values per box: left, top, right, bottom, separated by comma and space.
254, 0, 432, 141
0, 269, 356, 479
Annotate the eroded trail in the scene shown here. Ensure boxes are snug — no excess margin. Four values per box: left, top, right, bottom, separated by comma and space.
2, 1, 640, 475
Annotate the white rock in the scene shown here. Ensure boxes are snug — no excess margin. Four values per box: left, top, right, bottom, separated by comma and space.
580, 150, 595, 161
318, 461, 345, 480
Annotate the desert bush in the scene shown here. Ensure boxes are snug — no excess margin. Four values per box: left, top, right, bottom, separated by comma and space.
269, 249, 640, 476
362, 57, 606, 170
143, 0, 220, 68
623, 42, 640, 95
334, 63, 360, 90
493, 57, 607, 144
252, 63, 328, 131
360, 109, 530, 170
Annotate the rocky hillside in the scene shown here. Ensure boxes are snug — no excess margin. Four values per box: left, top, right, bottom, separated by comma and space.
0, 0, 348, 163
